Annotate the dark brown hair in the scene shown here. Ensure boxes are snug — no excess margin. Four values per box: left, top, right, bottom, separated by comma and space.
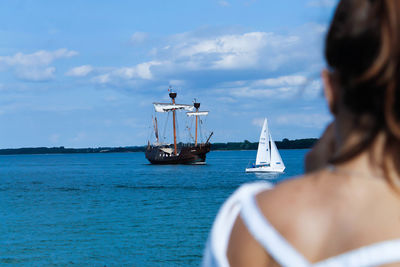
325, 0, 400, 188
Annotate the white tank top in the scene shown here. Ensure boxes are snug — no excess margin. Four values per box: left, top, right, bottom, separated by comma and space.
202, 182, 400, 267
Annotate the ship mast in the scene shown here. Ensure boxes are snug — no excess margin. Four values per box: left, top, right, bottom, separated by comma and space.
186, 101, 209, 146
194, 101, 200, 146
153, 90, 195, 155
169, 91, 178, 155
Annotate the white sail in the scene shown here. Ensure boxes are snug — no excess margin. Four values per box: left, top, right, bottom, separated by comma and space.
153, 103, 194, 113
186, 111, 209, 116
245, 117, 285, 173
255, 118, 271, 166
269, 133, 285, 169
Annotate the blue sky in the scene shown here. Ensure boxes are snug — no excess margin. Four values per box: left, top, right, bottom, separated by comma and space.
0, 0, 337, 148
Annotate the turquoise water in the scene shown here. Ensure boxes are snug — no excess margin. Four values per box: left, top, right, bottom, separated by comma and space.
0, 150, 307, 266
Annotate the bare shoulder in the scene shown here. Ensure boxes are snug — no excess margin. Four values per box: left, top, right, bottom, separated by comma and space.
229, 169, 400, 265
256, 170, 345, 261
257, 169, 342, 215
227, 171, 340, 266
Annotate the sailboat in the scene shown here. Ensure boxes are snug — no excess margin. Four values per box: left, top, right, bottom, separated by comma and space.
245, 118, 285, 173
145, 90, 213, 164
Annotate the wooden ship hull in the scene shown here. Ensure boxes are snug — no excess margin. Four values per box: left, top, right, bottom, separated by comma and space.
145, 143, 211, 164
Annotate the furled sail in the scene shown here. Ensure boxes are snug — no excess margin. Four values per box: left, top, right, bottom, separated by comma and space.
255, 118, 271, 166
186, 111, 209, 116
153, 103, 194, 113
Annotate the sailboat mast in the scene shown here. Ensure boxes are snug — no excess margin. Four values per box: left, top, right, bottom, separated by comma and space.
170, 92, 178, 155
269, 134, 272, 162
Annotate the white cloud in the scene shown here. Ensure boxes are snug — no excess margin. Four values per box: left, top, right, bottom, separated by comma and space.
66, 65, 93, 77
92, 61, 162, 85
0, 49, 77, 82
252, 118, 265, 127
169, 79, 185, 86
276, 113, 331, 129
230, 87, 276, 98
0, 49, 77, 67
92, 73, 111, 84
115, 61, 161, 79
174, 32, 299, 70
307, 0, 337, 8
218, 0, 230, 7
305, 79, 323, 97
314, 24, 328, 34
71, 25, 325, 93
217, 96, 237, 103
218, 74, 318, 100
253, 75, 307, 87
16, 67, 56, 81
130, 32, 148, 44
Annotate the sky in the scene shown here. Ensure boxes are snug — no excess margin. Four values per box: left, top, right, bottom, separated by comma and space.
0, 0, 338, 148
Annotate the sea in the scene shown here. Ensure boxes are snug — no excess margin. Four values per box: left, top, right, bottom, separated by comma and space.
0, 149, 308, 266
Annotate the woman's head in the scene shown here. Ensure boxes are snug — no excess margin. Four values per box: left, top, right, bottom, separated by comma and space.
324, 0, 400, 187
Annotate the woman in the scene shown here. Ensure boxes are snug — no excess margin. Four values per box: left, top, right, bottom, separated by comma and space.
203, 0, 400, 266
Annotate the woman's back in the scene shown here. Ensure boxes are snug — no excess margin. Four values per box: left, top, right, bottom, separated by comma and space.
204, 0, 400, 266
203, 166, 400, 267
253, 169, 400, 265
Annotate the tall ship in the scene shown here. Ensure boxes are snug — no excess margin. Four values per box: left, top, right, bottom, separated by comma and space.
145, 90, 213, 164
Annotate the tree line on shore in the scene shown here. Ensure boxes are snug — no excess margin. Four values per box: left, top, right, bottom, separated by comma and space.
0, 138, 318, 155
212, 138, 318, 150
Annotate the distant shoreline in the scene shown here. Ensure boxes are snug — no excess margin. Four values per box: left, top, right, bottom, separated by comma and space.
0, 138, 317, 155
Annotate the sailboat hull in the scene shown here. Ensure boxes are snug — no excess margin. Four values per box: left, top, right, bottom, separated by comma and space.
145, 143, 211, 164
245, 165, 285, 173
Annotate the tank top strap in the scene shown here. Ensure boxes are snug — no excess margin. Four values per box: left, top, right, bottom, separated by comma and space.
240, 194, 311, 267
313, 239, 400, 267
202, 182, 275, 267
241, 193, 400, 267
